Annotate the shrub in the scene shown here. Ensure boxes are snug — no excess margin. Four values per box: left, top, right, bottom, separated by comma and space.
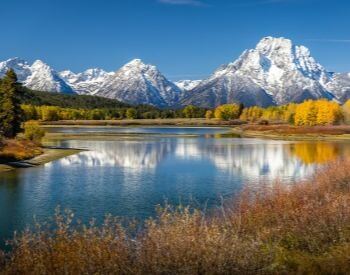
205, 110, 214, 120
126, 108, 137, 119
41, 106, 60, 121
23, 121, 45, 143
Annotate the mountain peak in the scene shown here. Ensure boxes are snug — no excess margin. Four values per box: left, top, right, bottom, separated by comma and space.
255, 36, 295, 60
125, 58, 148, 68
95, 58, 182, 107
183, 36, 335, 108
257, 36, 292, 47
31, 59, 52, 71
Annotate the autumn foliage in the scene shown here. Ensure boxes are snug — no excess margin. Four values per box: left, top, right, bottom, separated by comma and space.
294, 99, 343, 126
236, 99, 346, 126
214, 103, 242, 121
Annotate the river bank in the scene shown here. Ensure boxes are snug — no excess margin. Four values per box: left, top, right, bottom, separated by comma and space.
40, 118, 240, 127
0, 147, 83, 173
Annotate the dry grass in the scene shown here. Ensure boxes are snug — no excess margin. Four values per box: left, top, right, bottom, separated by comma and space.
0, 139, 43, 162
1, 160, 350, 274
242, 124, 350, 135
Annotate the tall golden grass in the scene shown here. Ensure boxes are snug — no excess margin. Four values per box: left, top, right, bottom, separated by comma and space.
1, 160, 350, 274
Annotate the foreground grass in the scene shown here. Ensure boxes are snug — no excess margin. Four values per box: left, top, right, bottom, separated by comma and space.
1, 160, 350, 274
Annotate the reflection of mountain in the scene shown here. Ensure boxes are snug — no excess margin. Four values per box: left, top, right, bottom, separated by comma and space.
59, 140, 176, 169
174, 139, 316, 181
52, 138, 346, 183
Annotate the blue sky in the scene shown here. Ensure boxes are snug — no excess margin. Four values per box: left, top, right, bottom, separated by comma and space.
0, 0, 349, 80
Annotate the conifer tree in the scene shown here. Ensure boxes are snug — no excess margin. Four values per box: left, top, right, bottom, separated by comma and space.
0, 69, 23, 138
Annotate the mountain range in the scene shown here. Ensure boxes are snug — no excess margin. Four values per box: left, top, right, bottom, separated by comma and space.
0, 36, 349, 108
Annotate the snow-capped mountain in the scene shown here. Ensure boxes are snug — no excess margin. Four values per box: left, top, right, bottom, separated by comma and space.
175, 80, 201, 91
182, 37, 335, 108
325, 73, 350, 103
0, 58, 74, 94
24, 60, 74, 94
0, 57, 32, 82
1, 37, 350, 107
60, 68, 114, 95
94, 59, 183, 107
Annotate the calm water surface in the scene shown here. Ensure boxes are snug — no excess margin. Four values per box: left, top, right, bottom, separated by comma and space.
1, 126, 350, 246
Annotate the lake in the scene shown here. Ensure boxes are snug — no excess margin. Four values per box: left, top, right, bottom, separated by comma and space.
1, 126, 350, 247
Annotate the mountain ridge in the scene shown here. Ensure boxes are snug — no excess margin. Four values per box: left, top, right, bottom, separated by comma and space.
1, 36, 350, 107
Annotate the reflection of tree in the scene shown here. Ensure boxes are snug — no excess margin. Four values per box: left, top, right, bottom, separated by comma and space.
290, 142, 340, 164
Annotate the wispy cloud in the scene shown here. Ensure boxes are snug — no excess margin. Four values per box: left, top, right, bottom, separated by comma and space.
307, 39, 350, 43
158, 0, 208, 7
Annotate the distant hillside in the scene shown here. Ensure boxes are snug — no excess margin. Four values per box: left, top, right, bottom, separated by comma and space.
19, 87, 131, 109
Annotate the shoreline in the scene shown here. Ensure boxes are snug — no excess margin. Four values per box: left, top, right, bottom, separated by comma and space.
234, 129, 350, 141
231, 125, 350, 141
40, 118, 239, 127
0, 147, 83, 173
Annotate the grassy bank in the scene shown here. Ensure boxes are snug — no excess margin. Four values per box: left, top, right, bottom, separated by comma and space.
0, 139, 43, 163
1, 160, 350, 274
233, 124, 350, 141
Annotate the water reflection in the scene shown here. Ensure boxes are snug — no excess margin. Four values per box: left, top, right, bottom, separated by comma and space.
56, 140, 176, 169
51, 138, 348, 183
289, 142, 347, 164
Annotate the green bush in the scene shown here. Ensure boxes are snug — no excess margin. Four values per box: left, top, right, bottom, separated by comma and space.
23, 121, 45, 143
126, 108, 137, 119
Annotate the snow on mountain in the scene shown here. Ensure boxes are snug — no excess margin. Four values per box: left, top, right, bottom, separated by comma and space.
175, 80, 201, 91
1, 37, 350, 107
24, 60, 74, 94
325, 73, 350, 103
0, 58, 74, 94
0, 57, 32, 82
94, 59, 183, 107
182, 37, 336, 108
60, 68, 114, 95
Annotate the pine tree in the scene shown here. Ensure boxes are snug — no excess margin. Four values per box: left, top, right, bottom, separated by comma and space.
0, 69, 23, 138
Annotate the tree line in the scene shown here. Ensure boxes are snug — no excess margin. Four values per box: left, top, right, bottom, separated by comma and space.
237, 99, 349, 126
21, 104, 207, 121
